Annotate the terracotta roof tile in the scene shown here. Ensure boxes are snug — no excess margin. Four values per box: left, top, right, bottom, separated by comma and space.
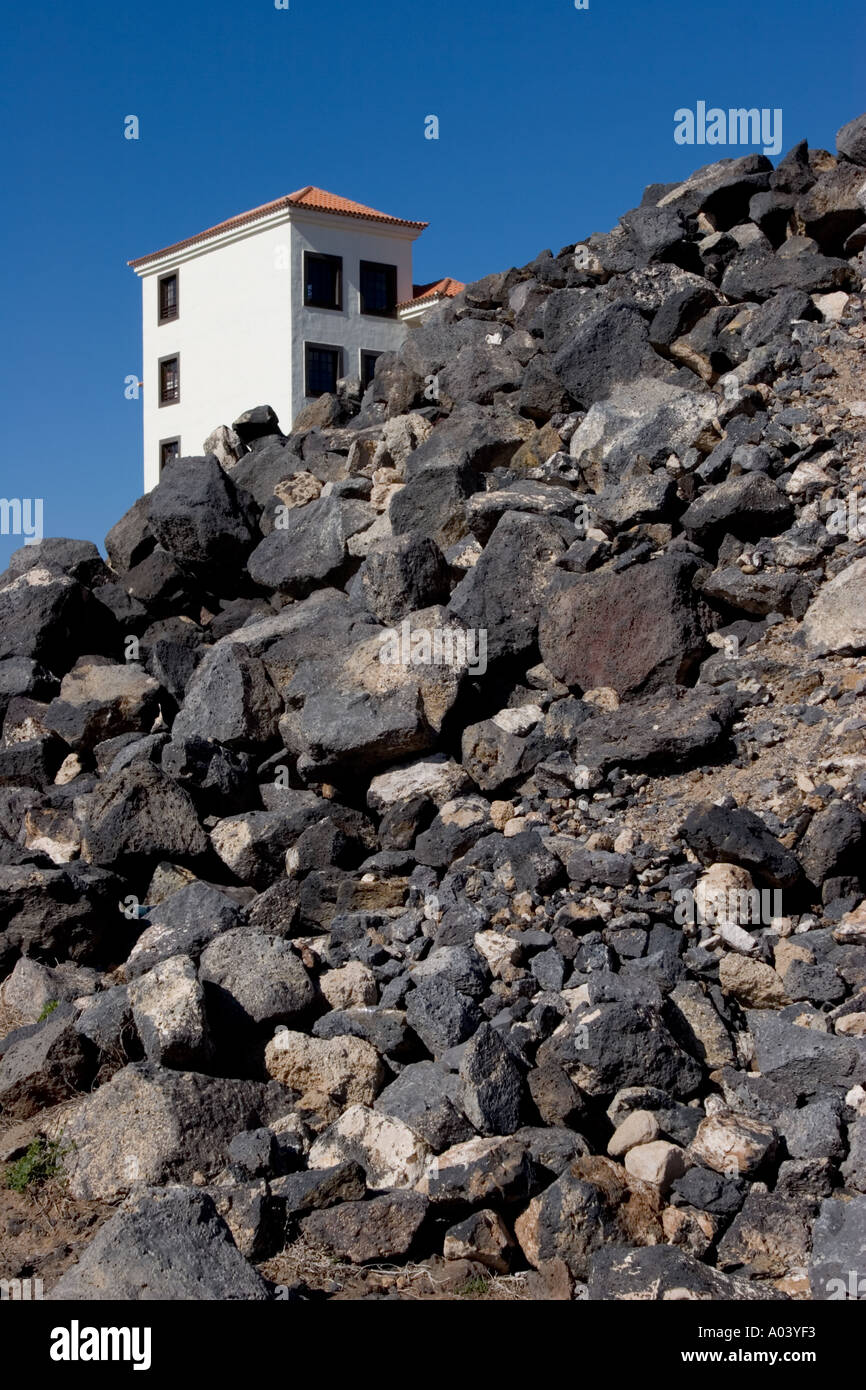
398, 277, 465, 309
129, 187, 428, 268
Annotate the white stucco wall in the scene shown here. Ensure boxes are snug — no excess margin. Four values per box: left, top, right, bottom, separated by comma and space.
289, 212, 416, 420
140, 216, 294, 492
137, 206, 422, 493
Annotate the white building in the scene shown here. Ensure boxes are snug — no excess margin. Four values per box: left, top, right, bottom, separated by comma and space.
129, 187, 463, 493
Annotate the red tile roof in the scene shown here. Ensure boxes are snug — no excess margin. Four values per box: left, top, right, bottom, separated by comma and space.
398, 277, 466, 309
129, 187, 428, 268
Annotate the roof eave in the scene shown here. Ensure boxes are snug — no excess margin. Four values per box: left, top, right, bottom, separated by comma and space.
129, 199, 429, 271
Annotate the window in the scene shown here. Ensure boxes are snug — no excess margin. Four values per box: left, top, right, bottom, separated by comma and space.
159, 354, 179, 405
304, 252, 342, 310
359, 260, 397, 317
159, 438, 180, 472
361, 350, 381, 389
305, 343, 343, 397
158, 272, 178, 323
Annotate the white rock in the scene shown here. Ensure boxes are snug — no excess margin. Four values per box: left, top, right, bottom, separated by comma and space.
802, 557, 866, 656
812, 291, 848, 322
607, 1109, 661, 1158
264, 1031, 384, 1121
366, 756, 470, 813
473, 931, 521, 979
128, 954, 209, 1065
624, 1140, 686, 1192
308, 1104, 431, 1188
318, 961, 378, 1010
689, 1110, 776, 1177
716, 919, 760, 954
491, 704, 544, 736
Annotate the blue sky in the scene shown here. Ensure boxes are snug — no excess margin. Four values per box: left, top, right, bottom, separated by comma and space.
0, 0, 863, 572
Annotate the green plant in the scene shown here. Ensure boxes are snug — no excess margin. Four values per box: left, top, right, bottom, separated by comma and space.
3, 1136, 68, 1192
456, 1275, 491, 1299
36, 1000, 58, 1022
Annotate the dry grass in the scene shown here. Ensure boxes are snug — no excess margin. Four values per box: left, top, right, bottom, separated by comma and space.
0, 992, 26, 1041
259, 1233, 531, 1301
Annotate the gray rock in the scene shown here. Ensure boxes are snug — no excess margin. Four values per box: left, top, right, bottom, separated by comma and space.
171, 642, 282, 750
538, 1000, 703, 1099
716, 1189, 816, 1279
458, 1023, 524, 1136
448, 511, 569, 664
837, 114, 866, 167
802, 558, 866, 656
48, 1062, 286, 1200
0, 1003, 93, 1120
81, 762, 207, 868
514, 1156, 654, 1279
248, 496, 369, 596
461, 718, 526, 792
147, 454, 259, 578
540, 553, 709, 697
270, 1161, 367, 1221
797, 801, 865, 885
42, 662, 161, 751
699, 565, 804, 617
278, 608, 467, 780
0, 862, 123, 971
48, 1186, 269, 1300
573, 686, 736, 774
779, 1099, 845, 1162
417, 1134, 543, 1206
681, 472, 793, 545
748, 1011, 866, 1099
125, 881, 242, 979
840, 1116, 866, 1194
374, 1061, 474, 1150
588, 1242, 786, 1300
209, 810, 310, 888
413, 796, 492, 868
0, 567, 98, 670
681, 801, 801, 889
360, 534, 448, 625
405, 977, 482, 1057
552, 300, 672, 407
105, 493, 156, 573
720, 246, 854, 300
312, 1008, 410, 1057
810, 1195, 866, 1299
198, 929, 314, 1035
232, 404, 281, 443
389, 461, 477, 549
299, 1190, 428, 1263
569, 377, 718, 479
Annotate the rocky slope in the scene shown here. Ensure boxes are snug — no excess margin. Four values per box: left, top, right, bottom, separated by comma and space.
3, 116, 866, 1302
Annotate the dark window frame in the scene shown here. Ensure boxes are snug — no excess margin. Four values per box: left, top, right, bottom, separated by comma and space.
159, 437, 181, 473
359, 260, 398, 318
158, 353, 180, 407
158, 271, 179, 324
360, 350, 381, 389
303, 252, 343, 311
305, 342, 344, 398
